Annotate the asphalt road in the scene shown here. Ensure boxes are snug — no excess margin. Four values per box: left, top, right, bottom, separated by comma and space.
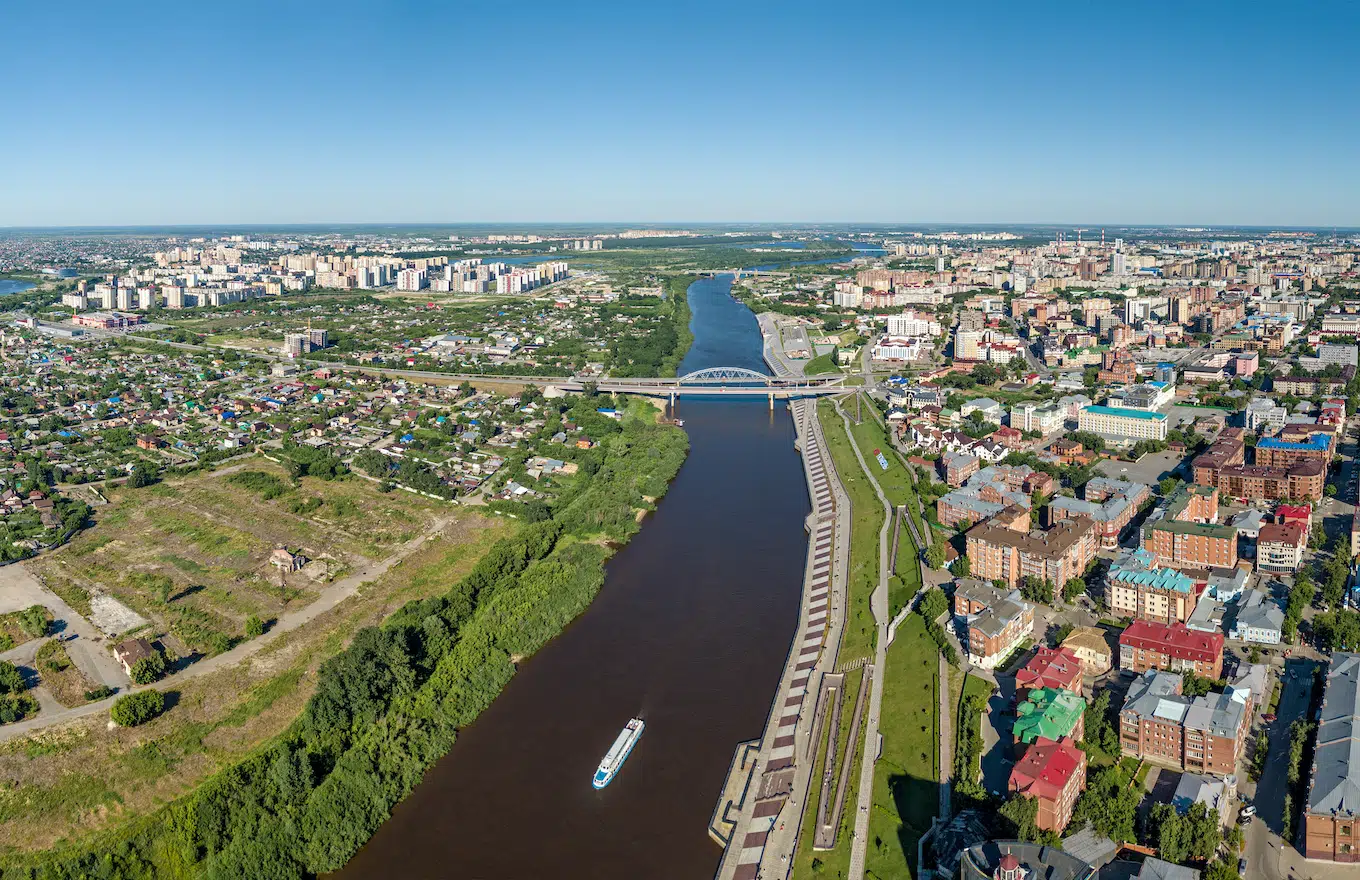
1246, 658, 1318, 880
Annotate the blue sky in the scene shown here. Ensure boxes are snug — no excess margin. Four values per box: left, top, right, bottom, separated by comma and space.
2, 0, 1357, 227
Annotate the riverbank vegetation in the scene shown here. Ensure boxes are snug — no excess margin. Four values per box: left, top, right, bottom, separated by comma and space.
0, 401, 687, 878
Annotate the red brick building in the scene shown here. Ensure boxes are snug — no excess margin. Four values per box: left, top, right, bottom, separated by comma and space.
1008, 736, 1087, 834
1015, 646, 1085, 701
1118, 620, 1224, 679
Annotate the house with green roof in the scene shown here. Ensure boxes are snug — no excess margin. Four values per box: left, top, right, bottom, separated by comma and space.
1013, 687, 1086, 751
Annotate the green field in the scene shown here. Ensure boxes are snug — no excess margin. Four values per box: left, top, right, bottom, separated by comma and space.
865, 615, 941, 880
791, 667, 867, 880
805, 353, 843, 375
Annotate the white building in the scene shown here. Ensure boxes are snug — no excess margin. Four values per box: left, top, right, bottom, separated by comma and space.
1077, 405, 1168, 442
885, 310, 942, 338
1245, 397, 1288, 433
871, 336, 924, 361
1009, 402, 1065, 434
397, 269, 427, 291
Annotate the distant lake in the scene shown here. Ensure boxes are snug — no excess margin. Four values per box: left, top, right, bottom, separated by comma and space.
0, 280, 35, 295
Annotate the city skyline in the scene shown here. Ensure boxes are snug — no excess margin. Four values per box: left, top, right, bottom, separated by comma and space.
3, 0, 1358, 227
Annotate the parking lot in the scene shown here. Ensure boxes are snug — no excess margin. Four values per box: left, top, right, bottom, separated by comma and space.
1096, 448, 1189, 487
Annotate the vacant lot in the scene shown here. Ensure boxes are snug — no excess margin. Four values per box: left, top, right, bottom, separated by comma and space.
31, 457, 453, 658
0, 510, 510, 851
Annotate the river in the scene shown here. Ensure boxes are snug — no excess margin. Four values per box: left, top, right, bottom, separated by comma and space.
340, 275, 811, 879
0, 280, 36, 295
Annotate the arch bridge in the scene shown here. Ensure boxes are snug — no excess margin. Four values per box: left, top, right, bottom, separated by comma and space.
590, 367, 846, 407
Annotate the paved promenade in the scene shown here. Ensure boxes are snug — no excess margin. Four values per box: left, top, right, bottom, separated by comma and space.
715, 398, 850, 880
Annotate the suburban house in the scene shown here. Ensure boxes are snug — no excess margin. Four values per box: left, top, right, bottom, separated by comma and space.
113, 637, 155, 677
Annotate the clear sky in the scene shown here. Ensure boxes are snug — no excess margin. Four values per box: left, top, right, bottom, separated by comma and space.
2, 0, 1357, 227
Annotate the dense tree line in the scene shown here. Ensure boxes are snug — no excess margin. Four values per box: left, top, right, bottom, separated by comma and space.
0, 407, 687, 879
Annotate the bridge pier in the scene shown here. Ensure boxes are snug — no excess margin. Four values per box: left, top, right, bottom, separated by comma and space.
768, 392, 774, 411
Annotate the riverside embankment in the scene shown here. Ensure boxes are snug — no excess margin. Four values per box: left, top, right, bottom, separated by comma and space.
340, 274, 814, 880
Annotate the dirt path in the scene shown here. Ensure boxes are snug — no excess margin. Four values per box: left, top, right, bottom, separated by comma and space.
0, 514, 459, 743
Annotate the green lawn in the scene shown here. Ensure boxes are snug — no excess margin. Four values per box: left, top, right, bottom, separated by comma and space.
842, 403, 928, 539
818, 399, 883, 662
805, 353, 843, 375
792, 667, 866, 880
865, 615, 940, 880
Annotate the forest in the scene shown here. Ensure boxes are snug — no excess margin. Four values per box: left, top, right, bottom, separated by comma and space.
0, 402, 688, 879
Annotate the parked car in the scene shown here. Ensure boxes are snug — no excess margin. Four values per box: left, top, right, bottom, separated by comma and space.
1240, 804, 1257, 819
1263, 713, 1277, 723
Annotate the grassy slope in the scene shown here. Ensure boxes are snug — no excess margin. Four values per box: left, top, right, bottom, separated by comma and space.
805, 353, 843, 375
791, 666, 865, 880
817, 400, 880, 661
865, 615, 940, 880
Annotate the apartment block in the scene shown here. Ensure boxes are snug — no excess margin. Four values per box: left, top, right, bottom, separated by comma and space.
1257, 521, 1307, 573
952, 578, 1034, 670
1140, 485, 1238, 570
1009, 737, 1087, 835
1015, 646, 1085, 700
1077, 405, 1169, 443
1119, 670, 1252, 775
1306, 653, 1360, 861
966, 513, 1097, 590
1106, 548, 1199, 623
1048, 476, 1150, 550
1119, 619, 1225, 679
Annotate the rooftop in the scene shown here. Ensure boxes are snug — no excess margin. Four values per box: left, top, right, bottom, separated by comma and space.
1256, 432, 1331, 452
1082, 404, 1168, 422
1309, 652, 1360, 817
1014, 687, 1086, 745
1120, 620, 1223, 663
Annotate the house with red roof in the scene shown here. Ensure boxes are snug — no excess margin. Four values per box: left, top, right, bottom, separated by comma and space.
1118, 619, 1223, 679
1258, 520, 1307, 574
1014, 646, 1084, 701
1008, 736, 1087, 833
1276, 503, 1312, 529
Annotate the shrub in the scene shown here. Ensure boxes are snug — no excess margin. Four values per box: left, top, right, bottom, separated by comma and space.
17, 605, 49, 638
84, 685, 115, 701
0, 694, 38, 724
245, 615, 265, 638
111, 689, 165, 727
226, 470, 290, 500
130, 651, 168, 685
0, 661, 25, 694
